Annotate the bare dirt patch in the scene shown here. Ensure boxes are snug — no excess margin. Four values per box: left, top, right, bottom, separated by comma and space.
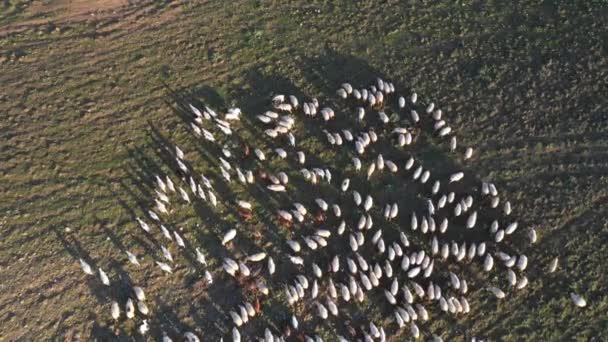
26, 0, 129, 17
0, 0, 139, 36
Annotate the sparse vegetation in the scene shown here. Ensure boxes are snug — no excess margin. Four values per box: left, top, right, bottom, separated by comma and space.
0, 0, 606, 340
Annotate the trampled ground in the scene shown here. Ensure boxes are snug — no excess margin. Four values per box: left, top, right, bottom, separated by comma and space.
0, 0, 607, 340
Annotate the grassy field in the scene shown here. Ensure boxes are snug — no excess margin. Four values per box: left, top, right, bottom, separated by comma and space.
0, 0, 607, 340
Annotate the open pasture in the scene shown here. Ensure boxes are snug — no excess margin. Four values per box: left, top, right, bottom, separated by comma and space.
0, 1, 606, 340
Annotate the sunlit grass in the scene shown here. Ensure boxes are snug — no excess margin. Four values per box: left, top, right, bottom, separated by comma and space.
0, 0, 606, 340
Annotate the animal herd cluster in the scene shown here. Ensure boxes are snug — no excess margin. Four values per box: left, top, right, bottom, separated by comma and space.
77, 75, 586, 341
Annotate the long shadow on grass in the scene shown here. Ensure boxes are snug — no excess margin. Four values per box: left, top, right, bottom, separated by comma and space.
232, 57, 491, 338
109, 52, 538, 340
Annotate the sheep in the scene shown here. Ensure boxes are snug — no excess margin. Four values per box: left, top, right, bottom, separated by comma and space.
449, 172, 464, 183
484, 254, 494, 272
136, 217, 151, 233
390, 203, 399, 219
432, 109, 442, 120
247, 252, 267, 262
408, 266, 421, 278
399, 96, 406, 108
411, 110, 420, 123
364, 195, 374, 212
367, 162, 376, 179
97, 268, 110, 286
111, 301, 120, 320
254, 148, 266, 161
275, 103, 293, 112
303, 236, 318, 250
156, 261, 173, 274
185, 247, 204, 267
315, 198, 329, 211
405, 157, 415, 170
464, 147, 473, 160
339, 178, 351, 192
529, 228, 538, 243
495, 229, 505, 242
267, 184, 286, 192
438, 126, 452, 137
516, 276, 528, 290
347, 233, 360, 252
517, 255, 528, 271
466, 211, 478, 228
312, 263, 323, 278
410, 322, 420, 339
504, 201, 512, 215
385, 290, 397, 305
378, 111, 390, 123
126, 251, 140, 266
376, 154, 385, 170
570, 293, 587, 307
207, 191, 218, 206
222, 229, 237, 245
352, 157, 362, 170
97, 76, 561, 338
289, 255, 304, 265
79, 259, 94, 276
434, 120, 446, 131
138, 301, 149, 316
411, 93, 418, 104
447, 137, 457, 152
488, 286, 506, 299
548, 257, 559, 273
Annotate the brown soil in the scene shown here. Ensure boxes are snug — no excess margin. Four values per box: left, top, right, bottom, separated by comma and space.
0, 0, 148, 36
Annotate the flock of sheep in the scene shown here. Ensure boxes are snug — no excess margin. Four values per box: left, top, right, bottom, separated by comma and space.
77, 76, 587, 341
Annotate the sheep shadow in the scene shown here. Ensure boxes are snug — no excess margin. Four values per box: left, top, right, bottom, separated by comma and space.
98, 50, 538, 340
